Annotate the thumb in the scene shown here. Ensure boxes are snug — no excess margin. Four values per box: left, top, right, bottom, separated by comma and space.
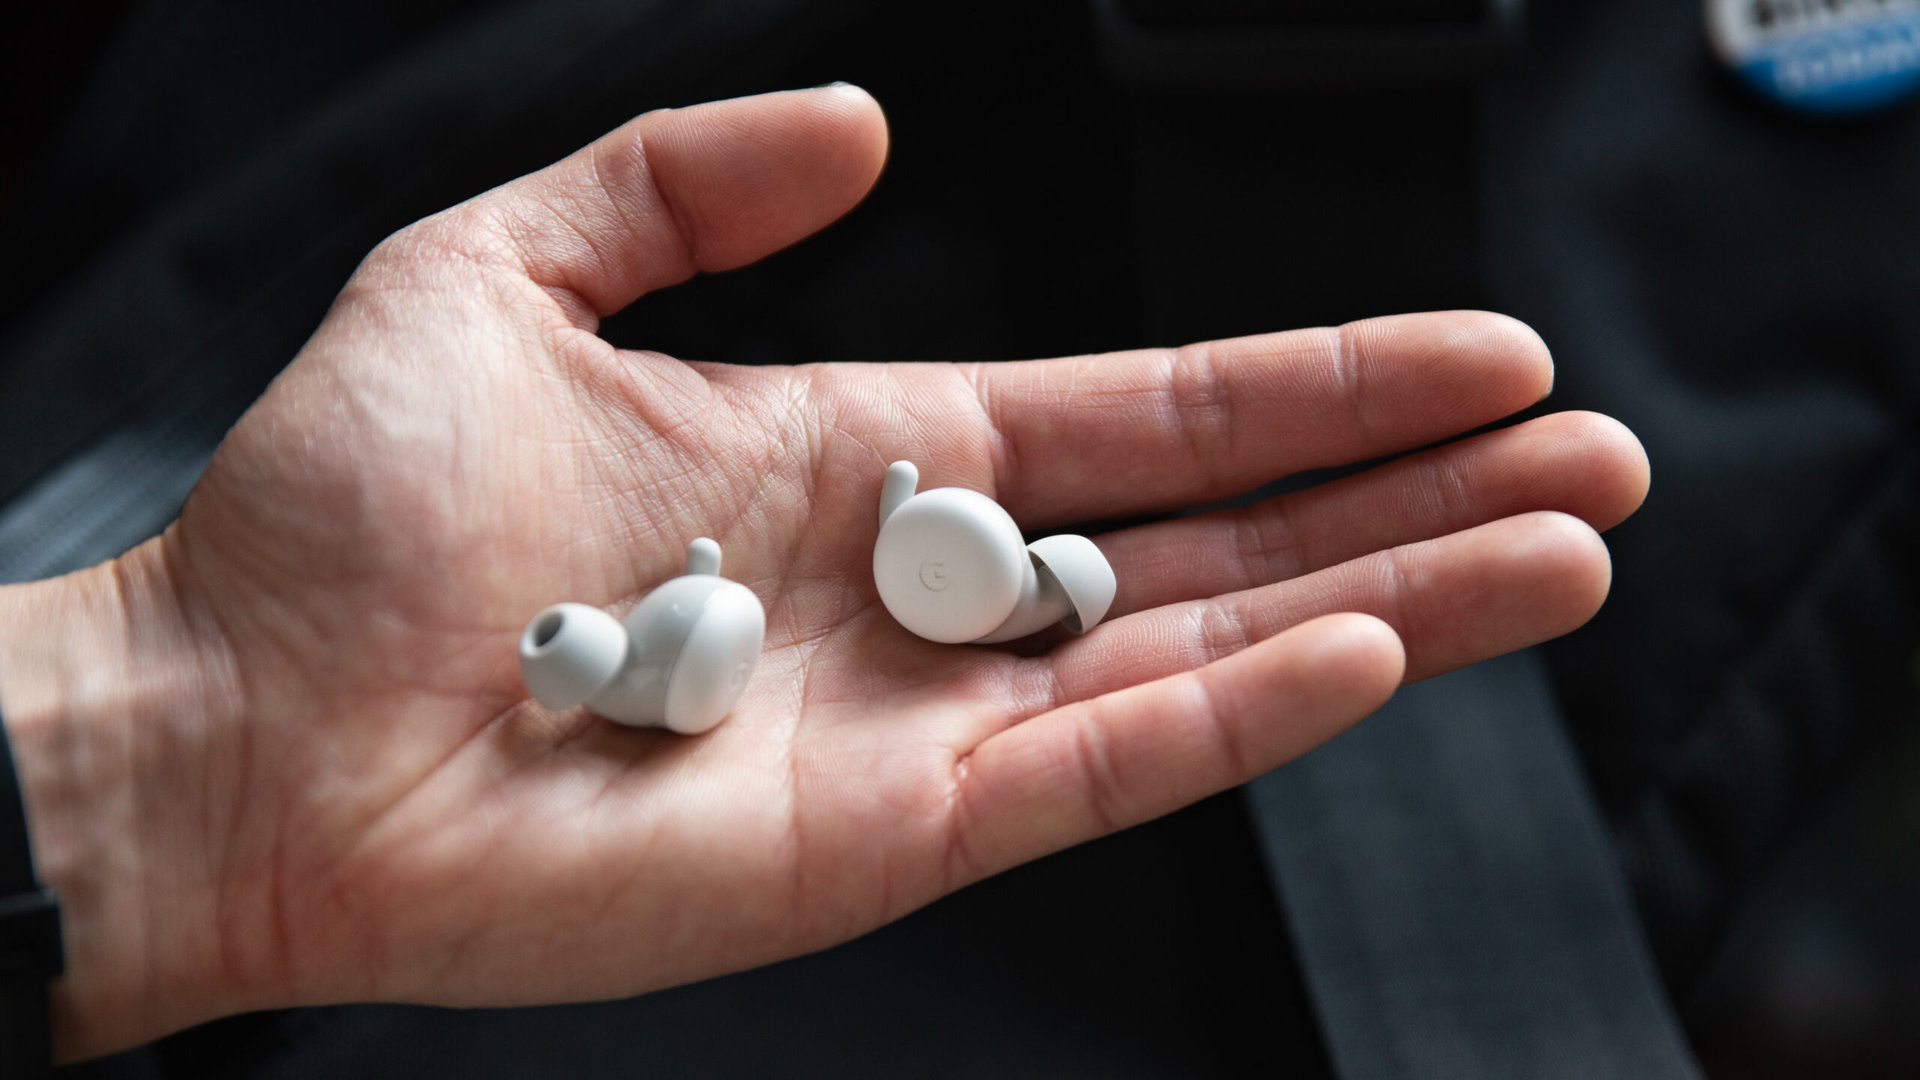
452, 85, 888, 319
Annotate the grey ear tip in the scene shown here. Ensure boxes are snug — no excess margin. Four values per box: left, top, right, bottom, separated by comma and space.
518, 602, 629, 712
1027, 533, 1117, 634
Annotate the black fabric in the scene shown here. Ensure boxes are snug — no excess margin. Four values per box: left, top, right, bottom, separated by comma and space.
1481, 0, 1920, 993
1119, 0, 1490, 28
0, 705, 42, 926
1123, 85, 1484, 342
0, 979, 53, 1080
0, 703, 59, 1080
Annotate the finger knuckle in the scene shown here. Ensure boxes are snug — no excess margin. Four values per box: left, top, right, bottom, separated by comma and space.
1165, 340, 1235, 485
1068, 709, 1128, 835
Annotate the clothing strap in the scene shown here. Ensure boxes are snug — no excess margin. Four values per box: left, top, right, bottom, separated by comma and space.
1245, 653, 1702, 1079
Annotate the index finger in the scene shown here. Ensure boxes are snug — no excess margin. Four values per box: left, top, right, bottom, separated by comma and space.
962, 310, 1552, 525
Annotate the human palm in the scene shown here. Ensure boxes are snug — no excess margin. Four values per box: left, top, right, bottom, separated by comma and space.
6, 86, 1649, 1059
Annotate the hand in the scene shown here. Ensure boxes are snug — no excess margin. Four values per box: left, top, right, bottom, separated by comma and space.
0, 85, 1648, 1060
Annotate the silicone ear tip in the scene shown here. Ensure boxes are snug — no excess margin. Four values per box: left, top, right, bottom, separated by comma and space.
519, 603, 629, 711
1026, 534, 1116, 634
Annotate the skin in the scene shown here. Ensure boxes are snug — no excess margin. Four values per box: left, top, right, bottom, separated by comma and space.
0, 86, 1650, 1062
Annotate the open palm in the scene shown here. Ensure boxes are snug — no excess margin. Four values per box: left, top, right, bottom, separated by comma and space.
59, 86, 1648, 1053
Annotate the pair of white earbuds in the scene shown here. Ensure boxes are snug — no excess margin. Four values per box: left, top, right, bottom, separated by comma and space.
517, 461, 1117, 733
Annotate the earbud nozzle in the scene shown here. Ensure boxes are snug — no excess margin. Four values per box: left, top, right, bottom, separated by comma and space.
519, 603, 629, 711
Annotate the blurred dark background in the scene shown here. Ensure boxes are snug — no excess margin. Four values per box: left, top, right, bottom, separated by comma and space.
3, 1, 1918, 1077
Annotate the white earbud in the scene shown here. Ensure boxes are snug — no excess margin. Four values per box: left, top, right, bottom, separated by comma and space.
518, 538, 765, 734
873, 461, 1116, 645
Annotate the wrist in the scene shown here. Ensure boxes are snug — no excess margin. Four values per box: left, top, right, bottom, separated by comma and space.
0, 537, 242, 1061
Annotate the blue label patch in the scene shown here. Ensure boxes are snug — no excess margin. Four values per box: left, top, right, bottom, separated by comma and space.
1708, 0, 1920, 116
